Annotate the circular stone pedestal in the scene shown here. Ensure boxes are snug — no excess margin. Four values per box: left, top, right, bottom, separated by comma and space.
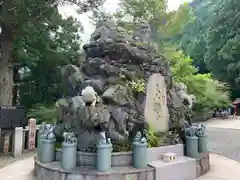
34, 158, 154, 180
34, 145, 210, 180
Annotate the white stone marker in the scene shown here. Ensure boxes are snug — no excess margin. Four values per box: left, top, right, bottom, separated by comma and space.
144, 73, 169, 132
13, 127, 23, 157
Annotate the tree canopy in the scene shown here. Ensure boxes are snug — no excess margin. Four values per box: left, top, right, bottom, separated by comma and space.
179, 0, 240, 99
0, 0, 234, 121
114, 0, 231, 111
0, 0, 106, 106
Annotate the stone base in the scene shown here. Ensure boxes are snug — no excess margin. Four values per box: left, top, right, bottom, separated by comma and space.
34, 145, 211, 180
34, 158, 155, 180
196, 152, 210, 177
148, 156, 196, 180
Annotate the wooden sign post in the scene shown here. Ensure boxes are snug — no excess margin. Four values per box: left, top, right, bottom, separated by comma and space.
28, 118, 37, 150
3, 133, 10, 153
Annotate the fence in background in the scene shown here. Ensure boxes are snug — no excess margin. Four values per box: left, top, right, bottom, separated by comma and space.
0, 118, 40, 157
0, 129, 14, 155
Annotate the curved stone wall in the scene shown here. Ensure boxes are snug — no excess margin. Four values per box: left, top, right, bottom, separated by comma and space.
35, 145, 210, 180
34, 158, 155, 180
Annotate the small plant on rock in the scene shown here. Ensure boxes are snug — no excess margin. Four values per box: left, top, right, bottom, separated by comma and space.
128, 79, 145, 93
146, 124, 167, 147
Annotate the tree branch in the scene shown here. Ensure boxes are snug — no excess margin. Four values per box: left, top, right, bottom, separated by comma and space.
58, 0, 106, 13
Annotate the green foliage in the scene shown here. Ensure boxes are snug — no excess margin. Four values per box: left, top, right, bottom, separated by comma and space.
146, 125, 166, 147
18, 15, 82, 109
12, 4, 84, 109
113, 142, 131, 152
179, 0, 240, 98
115, 0, 169, 41
164, 46, 197, 83
28, 105, 56, 124
164, 46, 231, 112
0, 0, 106, 107
161, 3, 195, 40
178, 0, 214, 64
113, 128, 167, 152
112, 0, 232, 110
204, 0, 240, 86
55, 142, 62, 150
128, 79, 145, 93
117, 0, 167, 24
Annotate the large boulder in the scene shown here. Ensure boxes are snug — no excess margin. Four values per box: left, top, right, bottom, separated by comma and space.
55, 18, 193, 151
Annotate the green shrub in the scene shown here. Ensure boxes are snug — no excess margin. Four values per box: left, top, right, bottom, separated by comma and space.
146, 125, 167, 148
164, 47, 231, 112
28, 104, 56, 124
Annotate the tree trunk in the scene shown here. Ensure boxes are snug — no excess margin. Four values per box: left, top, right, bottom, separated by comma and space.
12, 66, 21, 105
0, 25, 14, 106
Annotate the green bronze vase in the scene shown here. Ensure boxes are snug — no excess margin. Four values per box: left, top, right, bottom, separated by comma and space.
132, 142, 148, 169
185, 136, 198, 158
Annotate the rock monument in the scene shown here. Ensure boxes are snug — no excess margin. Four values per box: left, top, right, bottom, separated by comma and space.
145, 73, 169, 132
54, 18, 195, 151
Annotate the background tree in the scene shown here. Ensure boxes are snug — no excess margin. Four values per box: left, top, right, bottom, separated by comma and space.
28, 0, 234, 121
164, 46, 231, 112
114, 0, 231, 112
204, 0, 240, 97
0, 0, 106, 106
179, 0, 240, 99
18, 16, 82, 109
179, 0, 216, 73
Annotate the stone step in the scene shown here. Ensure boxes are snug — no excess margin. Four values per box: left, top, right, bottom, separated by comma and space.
147, 144, 184, 162
35, 159, 156, 180
148, 156, 196, 180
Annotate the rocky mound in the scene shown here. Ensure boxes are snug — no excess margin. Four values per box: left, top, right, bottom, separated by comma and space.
54, 19, 194, 151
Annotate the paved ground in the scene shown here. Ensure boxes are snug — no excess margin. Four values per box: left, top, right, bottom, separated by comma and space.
208, 127, 240, 161
204, 117, 240, 162
205, 117, 240, 130
0, 156, 34, 180
197, 154, 240, 180
0, 151, 35, 169
1, 117, 240, 180
1, 153, 239, 180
